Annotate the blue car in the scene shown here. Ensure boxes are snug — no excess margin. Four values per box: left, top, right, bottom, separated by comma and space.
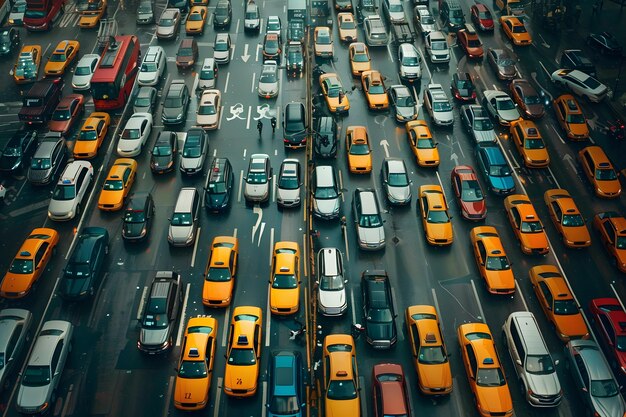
267, 351, 305, 417
475, 143, 515, 195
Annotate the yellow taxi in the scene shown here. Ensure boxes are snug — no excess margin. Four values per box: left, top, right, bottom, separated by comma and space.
418, 185, 453, 246
73, 112, 111, 159
578, 146, 621, 199
269, 241, 300, 315
470, 226, 515, 294
202, 236, 239, 307
0, 228, 59, 299
509, 119, 550, 168
44, 40, 80, 76
345, 126, 372, 174
79, 0, 107, 28
361, 70, 389, 110
405, 305, 452, 395
338, 12, 357, 42
543, 189, 591, 248
319, 73, 350, 114
499, 16, 532, 46
323, 334, 360, 417
406, 120, 440, 167
186, 6, 208, 34
504, 194, 549, 255
593, 212, 626, 273
97, 158, 137, 211
224, 306, 262, 397
552, 94, 589, 141
173, 316, 218, 411
529, 264, 590, 342
13, 45, 41, 84
457, 323, 513, 417
348, 42, 371, 77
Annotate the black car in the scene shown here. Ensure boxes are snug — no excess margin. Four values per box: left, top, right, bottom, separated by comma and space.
122, 192, 155, 242
587, 32, 623, 55
335, 0, 352, 11
287, 20, 304, 43
134, 86, 158, 115
286, 41, 304, 78
262, 33, 282, 62
283, 102, 308, 149
559, 49, 597, 77
150, 131, 178, 174
0, 130, 37, 174
162, 80, 190, 125
314, 116, 338, 158
59, 227, 109, 300
205, 157, 234, 212
450, 72, 476, 101
267, 351, 305, 417
361, 270, 397, 349
0, 27, 20, 55
487, 48, 517, 81
213, 0, 232, 29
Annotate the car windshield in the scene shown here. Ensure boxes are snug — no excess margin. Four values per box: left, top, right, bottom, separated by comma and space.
317, 33, 331, 44
198, 104, 216, 115
320, 275, 344, 291
207, 267, 231, 282
473, 118, 493, 131
353, 52, 369, 62
272, 273, 298, 289
135, 97, 151, 108
496, 98, 515, 110
9, 259, 33, 274
141, 62, 157, 72
617, 236, 626, 250
189, 13, 203, 21
50, 52, 67, 62
499, 58, 515, 66
562, 214, 584, 227
327, 85, 341, 98
431, 41, 447, 50
368, 84, 385, 94
270, 395, 300, 414
591, 379, 619, 398
31, 158, 51, 170
152, 144, 171, 156
520, 221, 543, 233
25, 9, 45, 17
433, 101, 452, 112
327, 379, 357, 400
526, 354, 554, 375
265, 39, 279, 51
396, 94, 415, 107
478, 11, 491, 19
79, 130, 97, 141
489, 164, 511, 177
64, 262, 90, 278
267, 21, 280, 30
75, 65, 92, 75
208, 182, 227, 194
103, 179, 123, 191
171, 212, 192, 226
512, 25, 527, 33
315, 186, 337, 199
422, 15, 434, 24
260, 71, 277, 83
524, 95, 541, 104
402, 56, 419, 66
476, 367, 506, 387
288, 49, 302, 61
12, 3, 26, 12
164, 97, 182, 107
419, 345, 447, 364
16, 56, 36, 75
122, 128, 140, 139
566, 113, 586, 124
160, 18, 173, 26
349, 143, 369, 155
245, 10, 258, 19
427, 210, 449, 223
461, 180, 483, 202
178, 360, 207, 378
486, 255, 509, 271
467, 38, 481, 47
138, 2, 152, 12
417, 138, 435, 149
553, 298, 578, 315
142, 298, 168, 328
359, 214, 382, 228
582, 77, 602, 89
178, 47, 193, 56
183, 139, 202, 158
279, 175, 299, 190
367, 307, 393, 322
247, 171, 268, 184
524, 138, 545, 149
616, 335, 626, 351
52, 184, 76, 200
22, 365, 50, 387
228, 348, 256, 365
388, 172, 409, 186
2, 146, 20, 156
125, 210, 145, 223
389, 4, 402, 12
596, 168, 618, 180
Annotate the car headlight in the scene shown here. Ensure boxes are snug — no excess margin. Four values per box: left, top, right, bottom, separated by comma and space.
176, 114, 183, 120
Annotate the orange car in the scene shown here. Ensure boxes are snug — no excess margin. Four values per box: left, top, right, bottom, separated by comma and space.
593, 212, 626, 273
323, 334, 360, 417
44, 40, 80, 76
470, 226, 515, 294
457, 323, 513, 417
544, 189, 591, 248
79, 0, 107, 28
173, 316, 217, 411
553, 94, 589, 140
500, 16, 532, 46
13, 45, 42, 84
0, 228, 59, 299
73, 112, 111, 159
97, 158, 137, 211
48, 94, 85, 136
578, 146, 621, 199
202, 236, 239, 307
186, 6, 208, 34
338, 12, 357, 42
269, 241, 301, 315
529, 265, 589, 341
406, 120, 439, 167
349, 42, 371, 77
405, 305, 452, 395
504, 194, 549, 255
224, 306, 262, 397
319, 73, 350, 114
457, 24, 483, 58
418, 185, 453, 246
345, 126, 372, 174
361, 70, 389, 110
509, 119, 550, 168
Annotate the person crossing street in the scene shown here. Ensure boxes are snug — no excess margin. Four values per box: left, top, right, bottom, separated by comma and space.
257, 119, 263, 138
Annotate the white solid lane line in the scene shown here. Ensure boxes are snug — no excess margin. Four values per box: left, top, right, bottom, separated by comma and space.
470, 279, 487, 323
191, 228, 201, 267
212, 377, 223, 417
175, 283, 191, 347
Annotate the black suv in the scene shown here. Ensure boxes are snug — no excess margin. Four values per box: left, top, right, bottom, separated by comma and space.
138, 271, 183, 354
0, 130, 38, 174
204, 157, 234, 212
59, 227, 109, 300
286, 41, 304, 78
162, 80, 190, 125
122, 192, 155, 242
150, 131, 178, 174
361, 270, 397, 349
18, 78, 64, 125
0, 27, 20, 55
213, 0, 232, 29
314, 116, 338, 158
440, 0, 465, 32
560, 49, 597, 77
283, 102, 308, 149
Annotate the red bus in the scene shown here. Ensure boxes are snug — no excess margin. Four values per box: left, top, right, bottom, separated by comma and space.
24, 0, 65, 31
91, 35, 140, 111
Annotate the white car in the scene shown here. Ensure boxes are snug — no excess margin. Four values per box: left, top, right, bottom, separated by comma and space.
16, 320, 73, 415
266, 15, 281, 36
117, 113, 153, 157
213, 33, 231, 64
483, 90, 521, 126
276, 158, 301, 208
244, 0, 260, 31
425, 31, 450, 63
196, 89, 221, 130
48, 161, 93, 221
138, 46, 166, 86
398, 43, 422, 82
423, 84, 453, 126
551, 69, 609, 103
180, 128, 208, 175
383, 0, 406, 23
257, 60, 279, 98
317, 248, 347, 316
314, 26, 334, 57
0, 184, 5, 202
244, 153, 272, 203
156, 8, 180, 39
414, 5, 436, 35
388, 85, 417, 122
8, 0, 27, 25
72, 54, 100, 90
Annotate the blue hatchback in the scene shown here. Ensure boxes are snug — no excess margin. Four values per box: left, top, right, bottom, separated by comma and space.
475, 143, 515, 195
267, 351, 305, 417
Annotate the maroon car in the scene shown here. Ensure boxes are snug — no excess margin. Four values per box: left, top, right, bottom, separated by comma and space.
470, 3, 494, 31
589, 298, 626, 379
451, 165, 487, 220
372, 363, 411, 417
48, 94, 85, 136
510, 79, 545, 119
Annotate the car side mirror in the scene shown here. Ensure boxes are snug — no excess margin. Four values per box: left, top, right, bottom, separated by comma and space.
581, 387, 588, 393
515, 359, 522, 366
344, 279, 348, 284
268, 280, 272, 284
554, 359, 560, 366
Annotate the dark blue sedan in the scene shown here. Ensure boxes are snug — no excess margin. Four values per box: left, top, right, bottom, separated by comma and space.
475, 143, 515, 195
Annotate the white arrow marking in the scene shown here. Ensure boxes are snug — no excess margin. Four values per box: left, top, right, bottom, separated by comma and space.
507, 150, 520, 169
252, 206, 263, 243
380, 139, 390, 158
538, 34, 550, 48
563, 153, 577, 173
374, 115, 387, 126
450, 152, 459, 166
241, 44, 250, 62
257, 222, 266, 246
255, 44, 262, 62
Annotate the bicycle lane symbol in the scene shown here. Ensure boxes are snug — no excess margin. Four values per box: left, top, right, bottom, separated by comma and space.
226, 103, 246, 121
253, 104, 275, 121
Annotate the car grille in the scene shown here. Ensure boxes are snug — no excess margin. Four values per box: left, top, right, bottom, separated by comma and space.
231, 389, 248, 395
277, 307, 292, 313
434, 239, 448, 244
573, 241, 588, 246
531, 248, 547, 254
467, 213, 484, 219
208, 299, 222, 305
373, 103, 385, 108
355, 167, 367, 171
101, 204, 115, 208
493, 288, 513, 294
180, 402, 198, 408
423, 160, 437, 165
490, 413, 508, 417
75, 153, 91, 158
533, 160, 547, 165
3, 292, 19, 298
519, 40, 530, 44
47, 69, 60, 74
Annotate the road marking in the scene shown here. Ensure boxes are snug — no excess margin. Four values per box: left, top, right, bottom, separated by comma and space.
256, 43, 262, 62
237, 169, 244, 203
218, 105, 224, 130
546, 166, 561, 188
221, 307, 231, 347
252, 206, 263, 243
302, 233, 308, 277
241, 43, 250, 62
515, 279, 530, 311
212, 377, 223, 417
470, 280, 486, 322
246, 105, 252, 129
507, 149, 520, 169
269, 227, 274, 265
350, 287, 357, 324
60, 383, 73, 417
191, 228, 201, 267
342, 220, 350, 262
261, 381, 268, 417
230, 44, 236, 61
224, 71, 230, 93
265, 292, 272, 346
176, 283, 191, 347
191, 72, 199, 92
233, 228, 237, 238
161, 376, 175, 417
386, 40, 394, 62
380, 139, 390, 157
435, 171, 447, 201
136, 286, 149, 321
235, 18, 240, 34
338, 169, 345, 202
251, 71, 256, 92
431, 288, 444, 332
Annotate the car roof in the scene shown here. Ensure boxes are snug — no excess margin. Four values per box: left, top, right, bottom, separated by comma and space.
481, 145, 506, 164
572, 341, 614, 380
271, 351, 298, 396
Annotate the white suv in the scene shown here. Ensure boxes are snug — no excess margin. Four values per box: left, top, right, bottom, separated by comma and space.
138, 46, 166, 86
424, 83, 454, 126
317, 248, 347, 316
48, 161, 93, 221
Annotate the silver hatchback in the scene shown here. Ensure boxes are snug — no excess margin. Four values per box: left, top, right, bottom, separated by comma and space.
352, 188, 385, 250
0, 309, 32, 391
276, 158, 301, 208
244, 153, 271, 203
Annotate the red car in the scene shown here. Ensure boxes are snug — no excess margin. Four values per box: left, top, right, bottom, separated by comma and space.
372, 363, 411, 417
470, 3, 494, 31
48, 94, 85, 136
457, 24, 484, 58
589, 298, 626, 378
451, 165, 487, 220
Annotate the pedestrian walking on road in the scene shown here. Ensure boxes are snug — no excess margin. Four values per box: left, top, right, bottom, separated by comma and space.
270, 116, 277, 133
574, 5, 581, 23
257, 119, 263, 138
592, 0, 599, 15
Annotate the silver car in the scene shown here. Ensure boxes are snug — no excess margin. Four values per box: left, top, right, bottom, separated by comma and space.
133, 86, 157, 114
565, 339, 626, 417
258, 60, 279, 98
424, 84, 454, 126
276, 158, 301, 208
312, 165, 341, 220
551, 68, 609, 103
425, 31, 450, 63
388, 85, 417, 122
179, 128, 208, 175
71, 54, 100, 90
380, 158, 411, 205
317, 248, 347, 316
27, 133, 67, 185
414, 5, 436, 36
0, 309, 32, 391
156, 8, 180, 39
16, 320, 73, 415
364, 15, 388, 46
353, 188, 385, 250
460, 104, 497, 144
383, 0, 406, 23
483, 90, 521, 126
244, 153, 271, 203
48, 160, 93, 221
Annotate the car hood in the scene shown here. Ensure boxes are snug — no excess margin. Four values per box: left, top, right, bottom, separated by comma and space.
418, 362, 452, 391
151, 154, 173, 169
497, 108, 520, 122
487, 174, 515, 192
358, 225, 384, 245
118, 138, 141, 153
203, 281, 232, 301
366, 320, 395, 341
431, 48, 449, 57
525, 103, 545, 117
60, 275, 91, 297
396, 105, 416, 120
162, 107, 183, 120
433, 110, 453, 124
17, 384, 50, 411
206, 192, 228, 209
314, 198, 339, 216
519, 232, 549, 252
175, 375, 209, 405
28, 167, 52, 184
72, 73, 92, 86
316, 44, 333, 53
157, 26, 175, 35
387, 184, 411, 203
319, 289, 346, 310
258, 81, 278, 95
2, 272, 33, 293
80, 15, 100, 25
277, 188, 299, 202
197, 114, 218, 126
485, 269, 515, 290
460, 199, 486, 218
421, 23, 436, 33
123, 221, 146, 239
245, 182, 269, 198
473, 129, 497, 143
48, 199, 75, 217
224, 364, 256, 391
591, 392, 626, 417
553, 313, 588, 339
325, 398, 360, 417
476, 385, 512, 416
169, 225, 193, 243
427, 223, 453, 240
270, 288, 299, 309
214, 50, 229, 59
499, 65, 516, 77
140, 326, 169, 347
138, 72, 157, 83
526, 372, 561, 398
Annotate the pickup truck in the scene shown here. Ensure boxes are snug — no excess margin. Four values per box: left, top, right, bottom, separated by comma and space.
18, 78, 64, 125
391, 21, 415, 44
